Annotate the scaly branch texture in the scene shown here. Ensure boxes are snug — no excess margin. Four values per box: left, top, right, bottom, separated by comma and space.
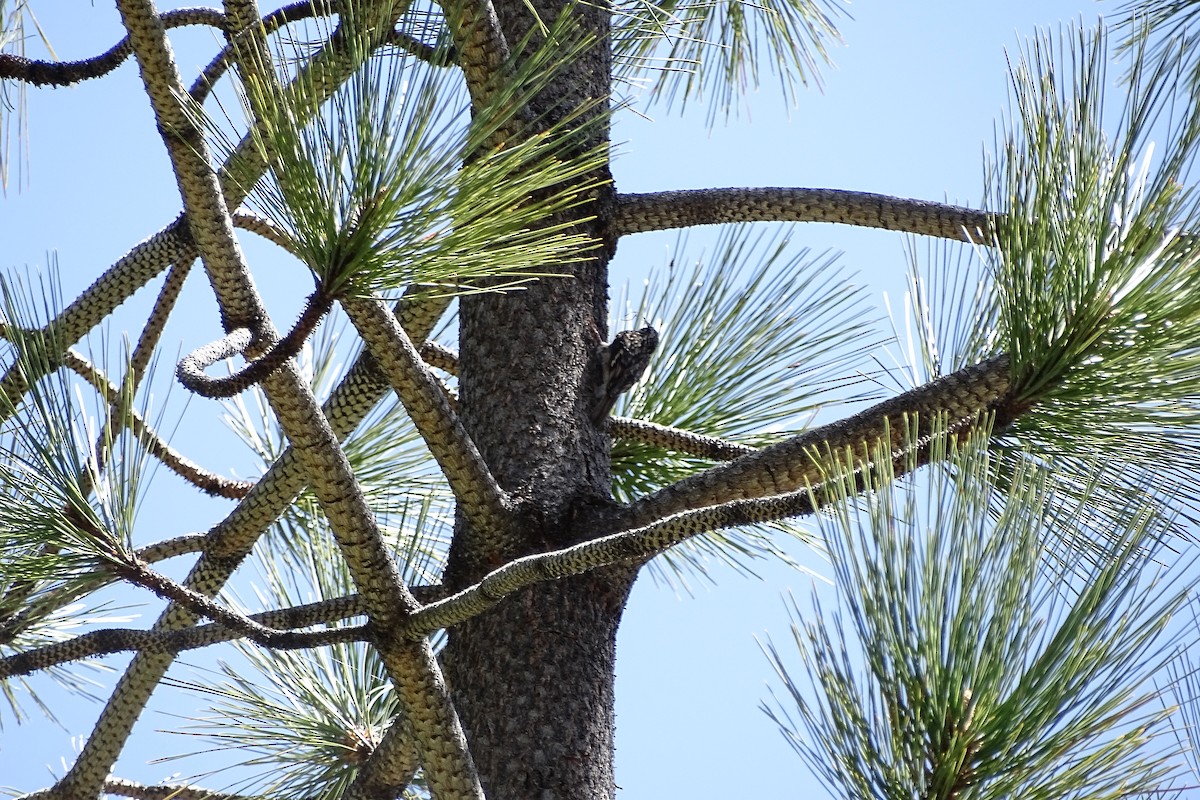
1, 594, 369, 678
63, 349, 253, 498
13, 2, 1160, 800
0, 222, 195, 414
341, 295, 510, 534
129, 12, 477, 800
0, 1, 408, 423
0, 7, 227, 86
102, 779, 245, 800
614, 188, 994, 241
403, 487, 828, 636
54, 3, 479, 798
608, 416, 758, 461
400, 358, 1018, 639
623, 354, 1017, 529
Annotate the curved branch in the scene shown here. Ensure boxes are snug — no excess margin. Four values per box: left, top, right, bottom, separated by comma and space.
103, 778, 252, 800
62, 349, 254, 499
58, 13, 457, 790
400, 488, 825, 636
0, 7, 227, 87
1, 595, 370, 678
608, 416, 757, 460
188, 1, 332, 103
613, 188, 995, 241
620, 354, 1020, 530
175, 292, 332, 398
176, 327, 255, 394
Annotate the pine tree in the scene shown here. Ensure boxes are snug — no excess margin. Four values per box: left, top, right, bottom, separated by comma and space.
4, 1, 1200, 799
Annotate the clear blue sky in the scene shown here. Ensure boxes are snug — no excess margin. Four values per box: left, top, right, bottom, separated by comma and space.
2, 1, 1107, 796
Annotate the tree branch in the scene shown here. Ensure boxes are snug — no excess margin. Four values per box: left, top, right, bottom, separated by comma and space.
399, 487, 827, 636
62, 349, 254, 499
1, 595, 370, 678
342, 295, 510, 535
56, 4, 472, 797
0, 7, 227, 87
439, 0, 513, 116
232, 210, 297, 251
187, 3, 454, 104
608, 416, 757, 460
420, 339, 460, 374
390, 27, 458, 66
619, 355, 1020, 530
113, 555, 332, 648
401, 340, 757, 461
401, 394, 1018, 638
346, 713, 423, 800
189, 2, 331, 102
613, 188, 994, 241
0, 534, 210, 646
102, 778, 251, 800
175, 291, 334, 399
0, 218, 196, 417
137, 532, 211, 562
47, 9, 465, 794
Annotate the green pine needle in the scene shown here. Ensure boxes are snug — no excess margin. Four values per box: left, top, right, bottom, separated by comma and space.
230, 8, 608, 300
611, 224, 881, 585
612, 0, 845, 121
222, 319, 454, 588
763, 424, 1191, 800
908, 23, 1200, 543
0, 272, 161, 723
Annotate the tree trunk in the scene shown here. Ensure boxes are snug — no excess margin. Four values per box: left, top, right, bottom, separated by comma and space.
442, 567, 634, 800
443, 0, 626, 795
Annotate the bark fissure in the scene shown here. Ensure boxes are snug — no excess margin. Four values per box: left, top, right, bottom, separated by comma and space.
440, 0, 627, 793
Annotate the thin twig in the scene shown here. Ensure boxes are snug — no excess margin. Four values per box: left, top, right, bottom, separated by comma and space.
103, 777, 255, 800
175, 292, 334, 398
63, 349, 254, 498
1, 595, 370, 678
608, 416, 757, 460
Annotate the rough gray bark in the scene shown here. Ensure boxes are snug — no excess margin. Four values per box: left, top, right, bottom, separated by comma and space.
441, 0, 630, 794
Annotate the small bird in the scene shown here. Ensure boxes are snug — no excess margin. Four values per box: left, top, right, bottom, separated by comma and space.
591, 325, 659, 423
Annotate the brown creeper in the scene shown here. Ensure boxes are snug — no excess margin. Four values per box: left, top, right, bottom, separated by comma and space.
591, 325, 659, 423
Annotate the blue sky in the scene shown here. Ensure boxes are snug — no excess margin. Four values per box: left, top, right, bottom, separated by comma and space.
2, 1, 1113, 796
